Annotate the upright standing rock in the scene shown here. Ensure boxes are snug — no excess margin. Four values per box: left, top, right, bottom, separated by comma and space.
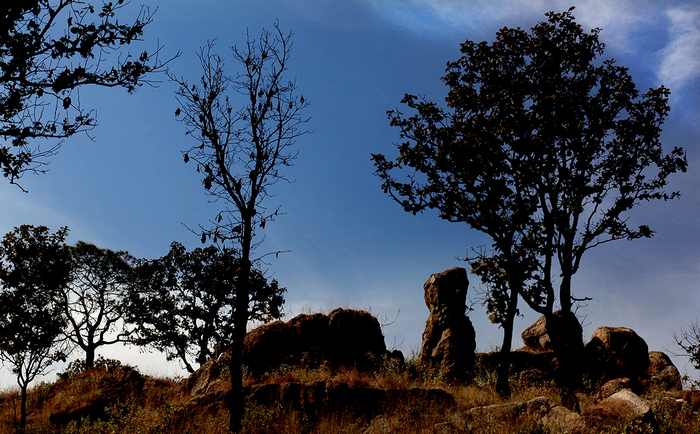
419, 267, 476, 382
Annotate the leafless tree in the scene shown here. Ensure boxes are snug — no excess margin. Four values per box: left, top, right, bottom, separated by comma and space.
171, 23, 309, 432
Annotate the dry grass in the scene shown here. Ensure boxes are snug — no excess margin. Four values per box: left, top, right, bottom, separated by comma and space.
3, 359, 700, 434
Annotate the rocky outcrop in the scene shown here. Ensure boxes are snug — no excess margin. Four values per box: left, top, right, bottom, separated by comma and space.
419, 267, 476, 382
647, 351, 682, 391
242, 308, 388, 376
586, 327, 649, 386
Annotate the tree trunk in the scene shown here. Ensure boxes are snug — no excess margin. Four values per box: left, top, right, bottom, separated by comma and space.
19, 384, 27, 433
560, 274, 572, 313
228, 224, 252, 433
495, 287, 519, 398
85, 346, 95, 370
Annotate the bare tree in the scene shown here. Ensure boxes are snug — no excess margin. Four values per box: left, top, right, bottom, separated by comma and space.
61, 242, 134, 369
676, 322, 700, 376
171, 24, 308, 432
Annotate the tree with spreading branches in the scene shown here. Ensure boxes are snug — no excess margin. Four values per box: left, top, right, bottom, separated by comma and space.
372, 8, 687, 407
0, 225, 72, 432
0, 0, 171, 188
171, 23, 308, 432
61, 241, 134, 369
125, 242, 285, 374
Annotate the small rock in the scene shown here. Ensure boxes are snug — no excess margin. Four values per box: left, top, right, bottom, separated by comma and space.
596, 377, 632, 400
363, 415, 394, 434
465, 396, 555, 421
541, 405, 586, 433
433, 421, 465, 433
585, 389, 654, 427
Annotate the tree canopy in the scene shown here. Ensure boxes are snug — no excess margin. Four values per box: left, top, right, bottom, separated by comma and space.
372, 8, 687, 401
0, 225, 72, 430
0, 0, 169, 187
126, 242, 285, 373
62, 241, 135, 369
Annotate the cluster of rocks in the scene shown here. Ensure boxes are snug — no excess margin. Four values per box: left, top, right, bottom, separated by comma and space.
183, 265, 687, 432
517, 315, 682, 395
216, 266, 682, 400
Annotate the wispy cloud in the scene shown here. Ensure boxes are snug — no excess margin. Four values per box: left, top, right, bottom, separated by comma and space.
658, 6, 700, 93
367, 0, 653, 50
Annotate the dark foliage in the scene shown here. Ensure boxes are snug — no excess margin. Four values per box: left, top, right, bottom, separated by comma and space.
0, 0, 170, 187
372, 7, 686, 401
0, 225, 71, 430
126, 242, 285, 374
57, 355, 128, 380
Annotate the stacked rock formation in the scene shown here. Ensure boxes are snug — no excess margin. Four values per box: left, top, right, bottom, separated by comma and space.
419, 267, 476, 382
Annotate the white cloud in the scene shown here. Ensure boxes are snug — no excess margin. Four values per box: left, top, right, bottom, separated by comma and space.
368, 0, 652, 50
658, 6, 700, 93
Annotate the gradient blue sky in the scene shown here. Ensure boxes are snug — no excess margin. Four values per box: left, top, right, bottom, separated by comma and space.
1, 0, 698, 386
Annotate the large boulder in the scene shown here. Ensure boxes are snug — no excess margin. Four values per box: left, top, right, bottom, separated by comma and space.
647, 351, 682, 391
586, 326, 649, 386
242, 308, 388, 376
419, 268, 476, 382
328, 308, 387, 366
521, 311, 583, 354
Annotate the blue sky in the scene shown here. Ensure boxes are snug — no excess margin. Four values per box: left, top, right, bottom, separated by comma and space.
0, 0, 698, 386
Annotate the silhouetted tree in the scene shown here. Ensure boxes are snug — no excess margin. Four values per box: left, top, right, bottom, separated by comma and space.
509, 11, 687, 318
126, 242, 285, 374
61, 242, 134, 370
675, 322, 700, 373
171, 24, 308, 432
0, 225, 71, 432
371, 27, 542, 398
0, 0, 171, 188
373, 8, 687, 405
